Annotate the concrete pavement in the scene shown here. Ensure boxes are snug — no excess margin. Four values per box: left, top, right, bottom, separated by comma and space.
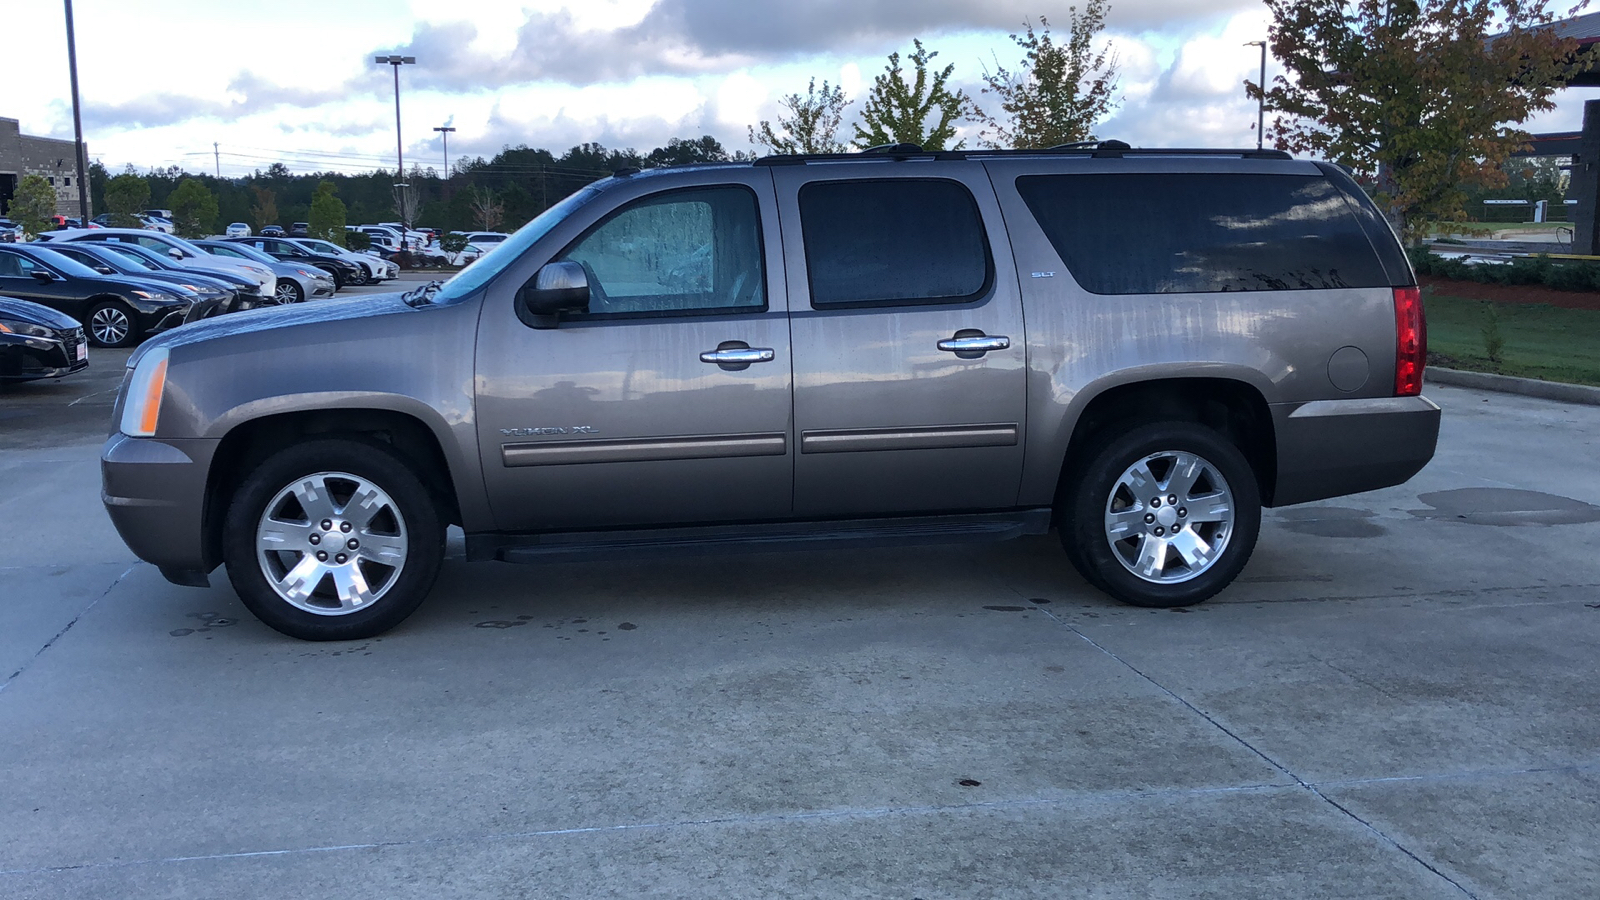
1, 360, 1596, 898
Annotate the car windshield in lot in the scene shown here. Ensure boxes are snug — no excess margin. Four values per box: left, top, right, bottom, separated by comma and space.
294, 238, 350, 256
434, 184, 603, 303
18, 246, 113, 280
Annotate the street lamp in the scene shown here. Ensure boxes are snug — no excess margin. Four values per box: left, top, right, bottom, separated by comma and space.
433, 125, 455, 182
374, 55, 416, 227
64, 0, 91, 221
1244, 41, 1267, 151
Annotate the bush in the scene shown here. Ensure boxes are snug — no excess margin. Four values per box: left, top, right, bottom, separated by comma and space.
1410, 246, 1600, 293
344, 230, 370, 252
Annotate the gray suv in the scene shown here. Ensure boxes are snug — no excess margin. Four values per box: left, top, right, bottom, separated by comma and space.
102, 144, 1439, 640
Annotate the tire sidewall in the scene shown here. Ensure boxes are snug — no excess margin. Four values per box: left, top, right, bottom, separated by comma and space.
223, 438, 444, 640
1066, 421, 1261, 608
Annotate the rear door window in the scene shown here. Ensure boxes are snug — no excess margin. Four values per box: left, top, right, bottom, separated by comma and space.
1015, 173, 1389, 294
798, 179, 991, 308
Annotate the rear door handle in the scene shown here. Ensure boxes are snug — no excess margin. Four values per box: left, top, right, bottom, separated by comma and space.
700, 347, 775, 364
937, 335, 1010, 353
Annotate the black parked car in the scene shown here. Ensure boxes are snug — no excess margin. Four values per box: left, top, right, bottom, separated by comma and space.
46, 243, 246, 315
260, 225, 286, 237
220, 236, 363, 287
0, 244, 220, 347
78, 240, 265, 312
0, 296, 88, 381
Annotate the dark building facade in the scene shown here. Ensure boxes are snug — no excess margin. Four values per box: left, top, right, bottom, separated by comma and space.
0, 117, 89, 218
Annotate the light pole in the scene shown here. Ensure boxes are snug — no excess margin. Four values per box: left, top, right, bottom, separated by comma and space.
63, 0, 90, 221
432, 125, 455, 179
1244, 40, 1267, 151
374, 55, 416, 227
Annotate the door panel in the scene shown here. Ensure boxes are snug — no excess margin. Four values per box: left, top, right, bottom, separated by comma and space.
474, 171, 794, 532
772, 164, 1028, 517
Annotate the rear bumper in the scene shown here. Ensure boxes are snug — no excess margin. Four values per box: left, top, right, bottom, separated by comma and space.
101, 434, 220, 583
1270, 395, 1441, 506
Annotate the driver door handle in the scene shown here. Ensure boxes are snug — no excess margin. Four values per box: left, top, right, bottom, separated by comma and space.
700, 347, 775, 364
937, 334, 1010, 353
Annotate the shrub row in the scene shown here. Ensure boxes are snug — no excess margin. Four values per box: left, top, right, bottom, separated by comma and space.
1409, 246, 1600, 293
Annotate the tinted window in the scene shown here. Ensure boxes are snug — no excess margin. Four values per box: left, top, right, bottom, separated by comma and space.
1016, 173, 1389, 294
557, 185, 764, 317
799, 179, 990, 308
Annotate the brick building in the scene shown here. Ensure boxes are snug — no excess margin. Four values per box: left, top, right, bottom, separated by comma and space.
0, 117, 89, 218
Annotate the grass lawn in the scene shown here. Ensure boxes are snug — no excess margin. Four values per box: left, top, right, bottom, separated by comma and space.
1425, 290, 1600, 386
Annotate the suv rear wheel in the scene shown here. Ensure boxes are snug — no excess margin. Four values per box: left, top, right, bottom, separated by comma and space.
1062, 421, 1260, 608
222, 438, 444, 640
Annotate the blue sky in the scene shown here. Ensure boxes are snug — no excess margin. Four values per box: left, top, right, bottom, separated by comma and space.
9, 0, 1600, 177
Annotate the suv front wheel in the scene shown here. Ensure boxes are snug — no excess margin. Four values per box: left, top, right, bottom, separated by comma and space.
1062, 421, 1261, 608
222, 438, 444, 640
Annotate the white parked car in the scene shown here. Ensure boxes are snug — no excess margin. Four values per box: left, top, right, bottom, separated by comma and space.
41, 228, 276, 295
225, 222, 252, 238
287, 237, 399, 282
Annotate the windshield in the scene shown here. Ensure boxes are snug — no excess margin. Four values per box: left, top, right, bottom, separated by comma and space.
297, 239, 343, 255
95, 244, 164, 270
434, 185, 604, 303
206, 242, 274, 264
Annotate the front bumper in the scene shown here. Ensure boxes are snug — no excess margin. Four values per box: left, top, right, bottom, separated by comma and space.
1271, 395, 1442, 507
102, 434, 220, 583
0, 327, 89, 380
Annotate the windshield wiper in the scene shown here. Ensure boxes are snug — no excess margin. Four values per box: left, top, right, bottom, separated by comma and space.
402, 279, 444, 307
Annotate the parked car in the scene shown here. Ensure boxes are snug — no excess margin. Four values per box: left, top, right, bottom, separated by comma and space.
143, 209, 173, 220
289, 222, 309, 237
225, 223, 252, 238
77, 240, 267, 313
0, 219, 21, 242
137, 214, 175, 234
0, 243, 219, 347
99, 144, 1440, 640
219, 236, 362, 287
42, 228, 276, 296
0, 296, 88, 381
192, 240, 335, 304
288, 237, 400, 283
260, 225, 286, 238
45, 243, 246, 314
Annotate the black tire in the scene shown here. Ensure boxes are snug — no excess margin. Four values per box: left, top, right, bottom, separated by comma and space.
223, 437, 444, 640
84, 300, 142, 347
272, 281, 304, 304
1061, 421, 1260, 608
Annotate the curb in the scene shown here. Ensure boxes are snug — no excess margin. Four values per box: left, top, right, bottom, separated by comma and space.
1426, 366, 1600, 406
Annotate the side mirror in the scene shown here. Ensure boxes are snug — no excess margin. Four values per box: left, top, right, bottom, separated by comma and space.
517, 261, 590, 329
31, 268, 56, 283
168, 248, 184, 260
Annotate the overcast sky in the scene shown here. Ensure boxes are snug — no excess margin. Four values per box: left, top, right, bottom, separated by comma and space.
9, 0, 1600, 177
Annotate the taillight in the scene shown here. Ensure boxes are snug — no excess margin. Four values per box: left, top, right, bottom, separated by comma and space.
1393, 285, 1426, 396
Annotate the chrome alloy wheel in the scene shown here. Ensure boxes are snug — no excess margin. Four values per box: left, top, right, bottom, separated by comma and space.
256, 472, 408, 615
274, 282, 302, 304
1103, 450, 1235, 584
90, 305, 131, 344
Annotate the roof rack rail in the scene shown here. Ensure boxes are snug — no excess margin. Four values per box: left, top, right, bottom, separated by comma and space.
752, 144, 1294, 166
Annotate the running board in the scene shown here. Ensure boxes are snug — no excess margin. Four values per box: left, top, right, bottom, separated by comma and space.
467, 509, 1053, 564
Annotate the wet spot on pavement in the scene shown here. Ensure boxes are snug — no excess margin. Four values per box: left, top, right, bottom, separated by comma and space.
1273, 506, 1386, 538
982, 605, 1027, 612
1409, 488, 1600, 526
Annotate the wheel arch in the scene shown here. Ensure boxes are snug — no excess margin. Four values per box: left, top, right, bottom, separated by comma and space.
201, 406, 464, 572
1051, 375, 1277, 518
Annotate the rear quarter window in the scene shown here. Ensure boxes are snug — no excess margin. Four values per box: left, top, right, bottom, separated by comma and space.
1016, 173, 1390, 294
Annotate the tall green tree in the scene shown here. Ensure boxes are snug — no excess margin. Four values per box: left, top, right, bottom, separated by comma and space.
1257, 0, 1585, 238
750, 79, 852, 154
168, 178, 218, 238
307, 180, 347, 244
9, 174, 57, 238
249, 186, 279, 232
853, 40, 980, 151
104, 171, 150, 228
980, 7, 1120, 149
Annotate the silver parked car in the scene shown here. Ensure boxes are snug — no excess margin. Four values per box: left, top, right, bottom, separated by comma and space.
102, 143, 1439, 640
44, 228, 276, 296
192, 240, 334, 304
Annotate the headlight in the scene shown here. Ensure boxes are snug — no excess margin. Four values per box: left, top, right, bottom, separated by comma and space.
0, 318, 53, 338
120, 347, 169, 437
131, 290, 174, 301
295, 269, 314, 278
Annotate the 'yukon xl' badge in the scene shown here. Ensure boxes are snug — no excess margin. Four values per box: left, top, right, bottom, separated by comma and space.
501, 426, 598, 437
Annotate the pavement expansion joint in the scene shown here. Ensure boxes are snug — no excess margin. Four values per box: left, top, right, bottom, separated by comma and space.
1024, 597, 1480, 899
0, 563, 138, 697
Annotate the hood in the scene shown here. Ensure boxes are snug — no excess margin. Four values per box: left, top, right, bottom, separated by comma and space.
0, 295, 82, 331
131, 289, 415, 365
85, 274, 201, 299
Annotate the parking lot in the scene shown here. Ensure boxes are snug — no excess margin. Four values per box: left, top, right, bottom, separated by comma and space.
2, 333, 1598, 896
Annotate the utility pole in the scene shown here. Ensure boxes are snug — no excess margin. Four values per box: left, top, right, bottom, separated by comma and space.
63, 0, 91, 220
1245, 40, 1267, 151
433, 125, 455, 196
214, 142, 220, 177
375, 55, 416, 229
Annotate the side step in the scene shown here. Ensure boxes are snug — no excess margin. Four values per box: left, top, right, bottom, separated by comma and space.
467, 509, 1053, 564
